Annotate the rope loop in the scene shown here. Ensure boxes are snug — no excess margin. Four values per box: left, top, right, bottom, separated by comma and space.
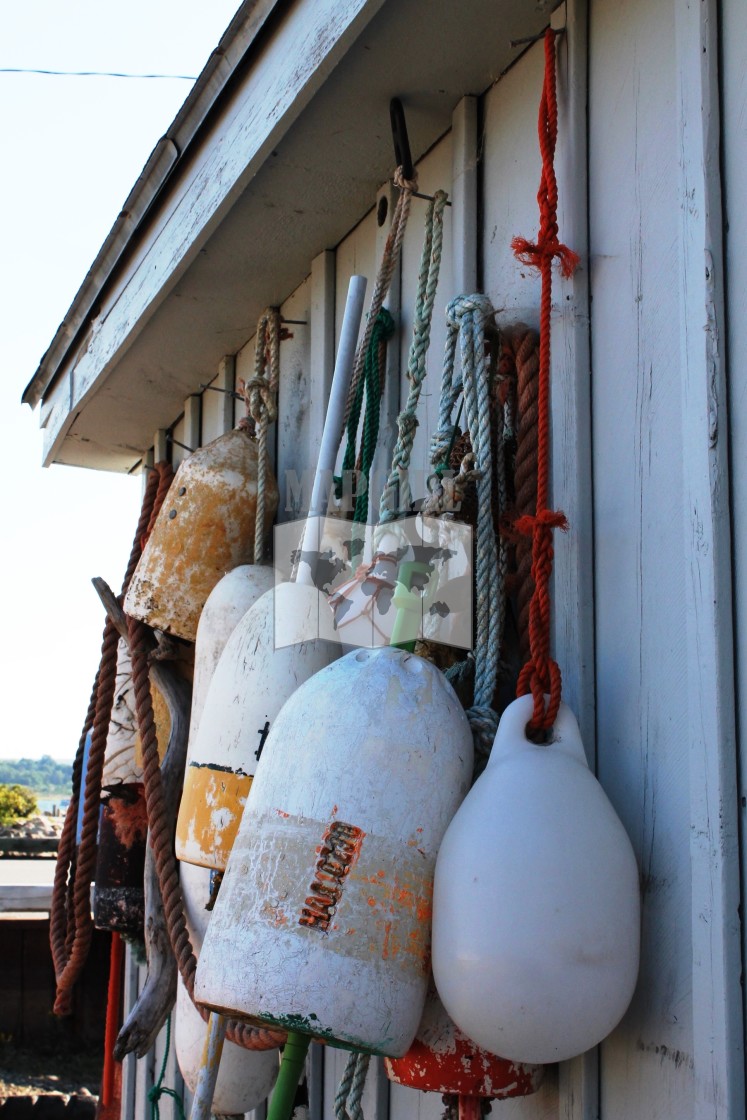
334, 1051, 370, 1120
147, 1017, 186, 1120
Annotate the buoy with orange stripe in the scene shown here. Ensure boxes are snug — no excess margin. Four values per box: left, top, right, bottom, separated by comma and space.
124, 426, 279, 642
174, 563, 275, 869
194, 644, 474, 1057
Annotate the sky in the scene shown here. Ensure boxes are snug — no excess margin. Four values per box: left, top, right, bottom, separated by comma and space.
0, 0, 242, 760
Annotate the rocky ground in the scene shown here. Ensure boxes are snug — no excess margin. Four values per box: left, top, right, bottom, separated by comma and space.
0, 815, 65, 841
0, 1044, 98, 1109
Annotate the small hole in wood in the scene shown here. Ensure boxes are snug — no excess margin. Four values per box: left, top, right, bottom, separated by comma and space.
377, 196, 389, 227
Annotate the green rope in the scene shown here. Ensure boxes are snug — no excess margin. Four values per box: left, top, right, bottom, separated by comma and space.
148, 1015, 186, 1120
379, 189, 449, 523
335, 309, 395, 526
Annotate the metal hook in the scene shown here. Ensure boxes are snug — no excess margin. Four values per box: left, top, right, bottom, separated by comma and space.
200, 382, 245, 401
166, 435, 195, 454
390, 97, 414, 181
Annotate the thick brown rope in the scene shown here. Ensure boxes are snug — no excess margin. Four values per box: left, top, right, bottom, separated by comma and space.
129, 611, 284, 1051
50, 464, 165, 1015
505, 327, 540, 662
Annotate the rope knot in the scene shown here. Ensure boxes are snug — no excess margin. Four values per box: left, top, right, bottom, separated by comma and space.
396, 409, 419, 441
445, 292, 494, 330
243, 375, 278, 427
393, 165, 418, 194
514, 508, 568, 537
511, 235, 580, 278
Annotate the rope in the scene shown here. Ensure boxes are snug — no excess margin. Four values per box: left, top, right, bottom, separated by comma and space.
342, 167, 417, 432
334, 1052, 370, 1120
430, 294, 501, 760
336, 309, 395, 525
129, 606, 284, 1052
505, 327, 540, 661
147, 1016, 186, 1120
50, 462, 168, 1016
241, 308, 281, 564
379, 188, 449, 522
510, 29, 578, 734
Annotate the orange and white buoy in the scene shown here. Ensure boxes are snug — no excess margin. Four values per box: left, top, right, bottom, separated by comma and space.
195, 646, 474, 1057
124, 428, 279, 642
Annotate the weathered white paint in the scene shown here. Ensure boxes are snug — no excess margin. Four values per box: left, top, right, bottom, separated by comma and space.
196, 647, 473, 1056
721, 0, 747, 1077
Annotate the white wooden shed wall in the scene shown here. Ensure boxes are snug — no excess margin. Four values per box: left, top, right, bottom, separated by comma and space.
29, 0, 747, 1116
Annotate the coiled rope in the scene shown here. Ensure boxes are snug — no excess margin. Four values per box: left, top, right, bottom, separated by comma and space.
510, 28, 578, 734
50, 461, 171, 1015
241, 307, 281, 563
431, 294, 502, 760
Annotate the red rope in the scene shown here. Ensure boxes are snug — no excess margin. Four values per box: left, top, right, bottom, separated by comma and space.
511, 29, 578, 734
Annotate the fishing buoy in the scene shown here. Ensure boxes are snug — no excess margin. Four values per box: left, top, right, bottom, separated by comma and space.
175, 578, 338, 870
432, 695, 640, 1064
385, 981, 544, 1100
195, 646, 474, 1057
174, 564, 275, 869
124, 428, 279, 641
93, 639, 169, 933
175, 862, 279, 1116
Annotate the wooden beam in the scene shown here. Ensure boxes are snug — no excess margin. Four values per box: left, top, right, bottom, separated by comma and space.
0, 885, 53, 912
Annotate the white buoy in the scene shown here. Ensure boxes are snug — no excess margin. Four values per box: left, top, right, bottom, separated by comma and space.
175, 862, 279, 1116
195, 646, 474, 1057
431, 694, 640, 1064
175, 564, 275, 868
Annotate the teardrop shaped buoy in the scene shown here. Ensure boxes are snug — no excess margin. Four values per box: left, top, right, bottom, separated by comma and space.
384, 980, 543, 1099
176, 862, 280, 1115
195, 647, 474, 1057
175, 564, 276, 868
124, 428, 279, 641
175, 579, 337, 870
432, 695, 640, 1064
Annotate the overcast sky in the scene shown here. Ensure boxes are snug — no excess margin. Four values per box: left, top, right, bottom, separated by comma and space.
0, 0, 241, 760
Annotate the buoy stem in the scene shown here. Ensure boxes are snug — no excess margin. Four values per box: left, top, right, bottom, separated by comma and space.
267, 1031, 311, 1120
189, 1012, 227, 1120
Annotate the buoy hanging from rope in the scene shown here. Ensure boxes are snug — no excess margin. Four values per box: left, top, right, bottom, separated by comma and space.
431, 29, 640, 1065
175, 863, 279, 1116
195, 645, 474, 1057
384, 981, 544, 1101
124, 425, 280, 642
93, 639, 170, 935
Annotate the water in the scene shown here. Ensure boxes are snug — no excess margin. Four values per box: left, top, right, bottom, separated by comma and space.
35, 797, 70, 815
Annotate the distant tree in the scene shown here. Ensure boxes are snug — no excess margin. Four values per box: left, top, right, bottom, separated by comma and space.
0, 784, 38, 825
0, 757, 72, 794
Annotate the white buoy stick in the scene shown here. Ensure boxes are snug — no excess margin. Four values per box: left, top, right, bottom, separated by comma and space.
296, 274, 367, 583
189, 1012, 228, 1120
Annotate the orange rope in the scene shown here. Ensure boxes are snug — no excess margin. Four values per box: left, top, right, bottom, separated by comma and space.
101, 932, 124, 1108
511, 29, 578, 734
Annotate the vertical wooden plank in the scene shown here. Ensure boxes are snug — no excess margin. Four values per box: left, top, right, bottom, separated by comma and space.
721, 0, 747, 1075
451, 96, 478, 295
277, 277, 312, 523
135, 963, 156, 1118
550, 5, 598, 1118
154, 428, 169, 465
202, 355, 237, 443
184, 394, 202, 452
306, 1042, 324, 1120
675, 0, 744, 1115
588, 0, 696, 1116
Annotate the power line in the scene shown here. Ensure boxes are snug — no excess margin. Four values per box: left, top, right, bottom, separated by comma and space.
0, 67, 197, 80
